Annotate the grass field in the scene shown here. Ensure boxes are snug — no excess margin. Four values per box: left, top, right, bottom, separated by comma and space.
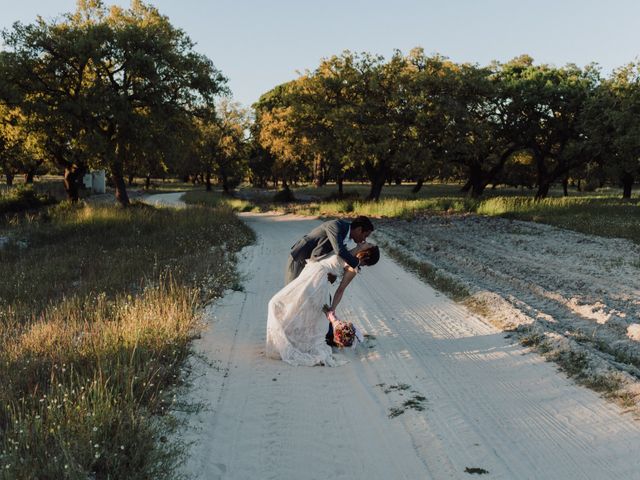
0, 186, 57, 215
185, 182, 640, 245
0, 200, 254, 479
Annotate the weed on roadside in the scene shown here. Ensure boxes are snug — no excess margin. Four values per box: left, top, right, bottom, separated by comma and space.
0, 202, 254, 479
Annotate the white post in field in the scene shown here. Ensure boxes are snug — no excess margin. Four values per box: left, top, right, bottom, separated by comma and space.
92, 170, 106, 194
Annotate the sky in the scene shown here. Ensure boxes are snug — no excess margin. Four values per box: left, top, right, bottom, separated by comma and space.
1, 0, 639, 108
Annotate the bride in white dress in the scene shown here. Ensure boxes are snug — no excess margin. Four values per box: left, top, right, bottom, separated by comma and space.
266, 244, 380, 366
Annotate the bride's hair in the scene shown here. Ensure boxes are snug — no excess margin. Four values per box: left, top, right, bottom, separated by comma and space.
356, 245, 380, 266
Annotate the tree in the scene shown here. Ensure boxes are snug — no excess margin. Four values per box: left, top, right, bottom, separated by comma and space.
585, 63, 640, 198
198, 100, 249, 193
296, 53, 363, 193
346, 51, 414, 200
0, 0, 228, 205
0, 106, 46, 185
254, 82, 313, 189
498, 58, 599, 198
0, 12, 102, 200
89, 0, 227, 205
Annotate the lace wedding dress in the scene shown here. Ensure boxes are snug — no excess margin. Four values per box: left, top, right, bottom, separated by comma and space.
266, 253, 347, 366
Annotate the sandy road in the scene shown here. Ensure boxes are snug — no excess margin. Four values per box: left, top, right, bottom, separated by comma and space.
148, 196, 640, 479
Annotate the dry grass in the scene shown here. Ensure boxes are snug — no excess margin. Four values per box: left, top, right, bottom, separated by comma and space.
0, 201, 254, 479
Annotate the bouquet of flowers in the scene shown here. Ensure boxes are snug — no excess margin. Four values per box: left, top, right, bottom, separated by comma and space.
323, 304, 357, 347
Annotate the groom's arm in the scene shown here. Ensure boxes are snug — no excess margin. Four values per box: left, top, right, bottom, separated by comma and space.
324, 220, 359, 268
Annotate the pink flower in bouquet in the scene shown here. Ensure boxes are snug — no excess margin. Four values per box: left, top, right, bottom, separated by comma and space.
322, 304, 356, 347
333, 320, 356, 347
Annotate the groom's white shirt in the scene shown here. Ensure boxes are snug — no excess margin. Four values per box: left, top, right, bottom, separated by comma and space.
344, 226, 357, 250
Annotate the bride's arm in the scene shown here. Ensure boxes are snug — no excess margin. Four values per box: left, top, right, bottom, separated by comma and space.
329, 268, 357, 312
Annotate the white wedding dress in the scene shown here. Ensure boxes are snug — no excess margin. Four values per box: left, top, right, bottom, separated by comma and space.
266, 253, 347, 366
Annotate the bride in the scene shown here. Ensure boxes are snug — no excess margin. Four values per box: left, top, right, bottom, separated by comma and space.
266, 243, 380, 366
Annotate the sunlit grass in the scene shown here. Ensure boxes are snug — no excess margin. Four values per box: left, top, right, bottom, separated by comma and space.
0, 186, 56, 215
182, 190, 259, 212
477, 196, 640, 243
0, 201, 255, 479
207, 182, 639, 244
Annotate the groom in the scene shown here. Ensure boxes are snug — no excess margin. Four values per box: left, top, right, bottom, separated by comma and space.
285, 215, 374, 285
286, 216, 374, 347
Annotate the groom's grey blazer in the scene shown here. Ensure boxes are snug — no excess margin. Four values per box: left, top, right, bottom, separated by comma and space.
285, 219, 359, 285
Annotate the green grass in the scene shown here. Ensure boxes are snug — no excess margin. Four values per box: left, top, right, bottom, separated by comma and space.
223, 182, 640, 244
0, 201, 255, 479
0, 186, 57, 216
182, 189, 260, 212
476, 196, 640, 244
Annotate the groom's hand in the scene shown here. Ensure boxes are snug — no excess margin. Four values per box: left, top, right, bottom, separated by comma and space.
327, 273, 337, 284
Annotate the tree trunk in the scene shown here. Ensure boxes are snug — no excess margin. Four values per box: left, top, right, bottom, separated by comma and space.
395, 177, 402, 186
128, 174, 135, 186
367, 176, 386, 201
145, 175, 151, 189
24, 160, 42, 184
221, 171, 231, 195
621, 171, 634, 199
469, 163, 486, 198
471, 182, 486, 198
365, 160, 389, 201
112, 173, 130, 207
412, 178, 424, 194
5, 173, 14, 186
460, 179, 472, 193
337, 177, 344, 196
313, 155, 324, 187
562, 177, 569, 196
535, 182, 551, 200
63, 165, 85, 202
534, 150, 550, 200
205, 171, 212, 192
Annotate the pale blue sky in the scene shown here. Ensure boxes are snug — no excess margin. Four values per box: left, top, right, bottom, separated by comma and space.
1, 1, 639, 107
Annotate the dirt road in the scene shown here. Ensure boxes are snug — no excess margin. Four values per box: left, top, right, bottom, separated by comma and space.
165, 206, 640, 480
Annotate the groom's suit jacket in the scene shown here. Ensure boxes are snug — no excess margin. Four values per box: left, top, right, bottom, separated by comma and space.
290, 219, 359, 269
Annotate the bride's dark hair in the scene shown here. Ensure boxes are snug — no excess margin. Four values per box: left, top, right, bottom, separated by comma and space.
356, 245, 380, 266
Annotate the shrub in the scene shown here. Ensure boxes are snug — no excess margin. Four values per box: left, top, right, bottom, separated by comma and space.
0, 186, 56, 215
273, 187, 295, 203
